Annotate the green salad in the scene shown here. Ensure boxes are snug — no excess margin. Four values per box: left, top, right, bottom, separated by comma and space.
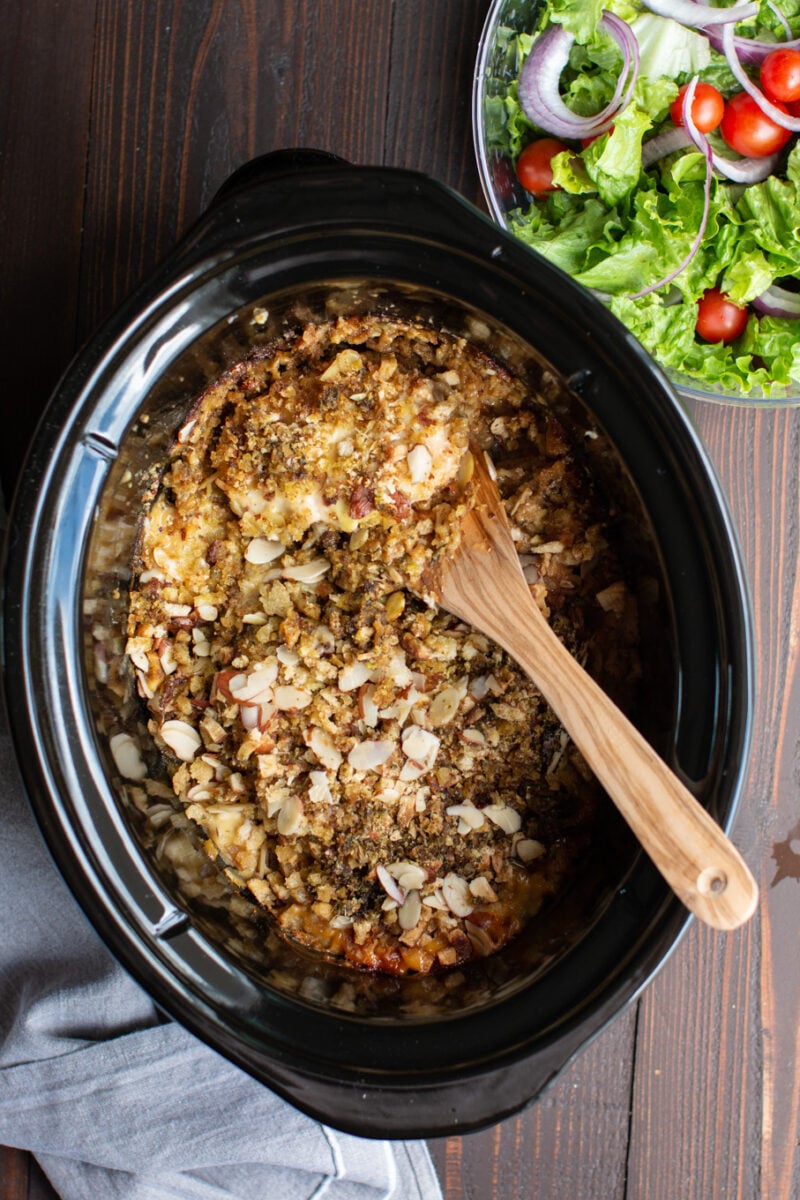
488, 0, 800, 397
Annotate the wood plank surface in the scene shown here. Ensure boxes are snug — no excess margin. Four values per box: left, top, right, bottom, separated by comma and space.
2, 2, 798, 1199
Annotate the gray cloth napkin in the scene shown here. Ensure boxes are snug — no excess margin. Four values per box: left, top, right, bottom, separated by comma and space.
0, 693, 443, 1200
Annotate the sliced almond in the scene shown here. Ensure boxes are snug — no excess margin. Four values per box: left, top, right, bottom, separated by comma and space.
308, 770, 333, 805
469, 876, 498, 903
229, 663, 278, 703
377, 863, 406, 905
245, 537, 285, 565
442, 872, 473, 918
407, 443, 433, 484
277, 793, 304, 836
397, 889, 422, 931
277, 645, 301, 667
109, 732, 148, 781
282, 558, 331, 584
348, 739, 394, 773
516, 837, 546, 863
338, 660, 371, 692
387, 861, 427, 891
274, 685, 312, 711
307, 726, 342, 771
445, 803, 485, 831
428, 678, 468, 727
358, 682, 379, 727
483, 804, 522, 834
160, 719, 202, 762
401, 725, 440, 771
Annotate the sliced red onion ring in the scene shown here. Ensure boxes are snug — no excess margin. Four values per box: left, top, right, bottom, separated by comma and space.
518, 11, 639, 140
700, 0, 800, 63
721, 21, 800, 131
630, 79, 713, 298
642, 125, 693, 168
767, 1, 793, 41
752, 283, 800, 315
640, 0, 758, 26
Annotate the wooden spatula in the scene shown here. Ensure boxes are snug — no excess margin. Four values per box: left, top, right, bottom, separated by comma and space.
420, 447, 758, 931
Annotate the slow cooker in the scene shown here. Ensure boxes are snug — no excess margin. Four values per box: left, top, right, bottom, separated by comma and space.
1, 151, 754, 1137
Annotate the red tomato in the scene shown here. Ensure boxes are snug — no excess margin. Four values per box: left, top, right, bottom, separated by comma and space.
720, 91, 792, 157
760, 47, 800, 103
695, 287, 748, 343
516, 138, 570, 194
670, 82, 725, 133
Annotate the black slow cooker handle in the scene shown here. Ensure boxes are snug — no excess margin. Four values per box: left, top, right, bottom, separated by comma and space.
211, 148, 350, 206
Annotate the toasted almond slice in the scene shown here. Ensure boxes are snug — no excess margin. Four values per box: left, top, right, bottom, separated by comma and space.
282, 558, 331, 584
399, 759, 425, 783
338, 660, 371, 692
377, 863, 406, 905
428, 678, 468, 727
445, 803, 485, 831
245, 537, 285, 564
195, 603, 219, 622
387, 861, 427, 891
277, 793, 304, 836
401, 726, 440, 771
308, 770, 333, 805
442, 873, 473, 918
307, 726, 342, 771
516, 837, 546, 863
398, 889, 422, 930
483, 804, 522, 834
109, 732, 148, 781
160, 719, 202, 762
348, 739, 394, 773
229, 663, 278, 702
358, 682, 379, 727
274, 685, 312, 711
277, 645, 301, 667
469, 876, 498, 903
461, 728, 486, 746
407, 443, 433, 484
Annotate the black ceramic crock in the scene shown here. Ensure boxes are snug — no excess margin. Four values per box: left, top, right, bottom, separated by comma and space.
1, 152, 754, 1138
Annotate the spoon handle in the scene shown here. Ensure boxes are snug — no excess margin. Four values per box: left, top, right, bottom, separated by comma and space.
464, 564, 758, 930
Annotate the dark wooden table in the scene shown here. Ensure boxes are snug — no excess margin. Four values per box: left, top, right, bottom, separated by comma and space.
2, 3, 799, 1198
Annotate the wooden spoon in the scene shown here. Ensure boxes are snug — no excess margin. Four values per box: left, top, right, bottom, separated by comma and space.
420, 447, 758, 931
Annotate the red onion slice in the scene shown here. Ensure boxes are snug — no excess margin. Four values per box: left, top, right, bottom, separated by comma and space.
700, 0, 800, 63
767, 1, 793, 41
630, 78, 713, 298
642, 125, 693, 168
518, 12, 639, 140
752, 283, 800, 316
640, 0, 758, 26
721, 21, 800, 131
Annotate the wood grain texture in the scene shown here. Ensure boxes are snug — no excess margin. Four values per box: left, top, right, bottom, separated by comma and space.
0, 0, 97, 498
627, 406, 800, 1200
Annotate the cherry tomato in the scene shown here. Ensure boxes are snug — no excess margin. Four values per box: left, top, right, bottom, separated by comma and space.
695, 287, 748, 344
760, 47, 800, 103
516, 138, 570, 194
670, 82, 725, 133
720, 91, 792, 157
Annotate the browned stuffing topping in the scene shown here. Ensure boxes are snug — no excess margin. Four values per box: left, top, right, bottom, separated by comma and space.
122, 314, 639, 976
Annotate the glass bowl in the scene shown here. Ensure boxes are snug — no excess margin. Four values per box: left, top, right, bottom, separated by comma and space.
472, 0, 800, 407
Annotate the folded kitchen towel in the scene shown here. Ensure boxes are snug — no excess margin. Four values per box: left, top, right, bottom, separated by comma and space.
0, 690, 444, 1200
